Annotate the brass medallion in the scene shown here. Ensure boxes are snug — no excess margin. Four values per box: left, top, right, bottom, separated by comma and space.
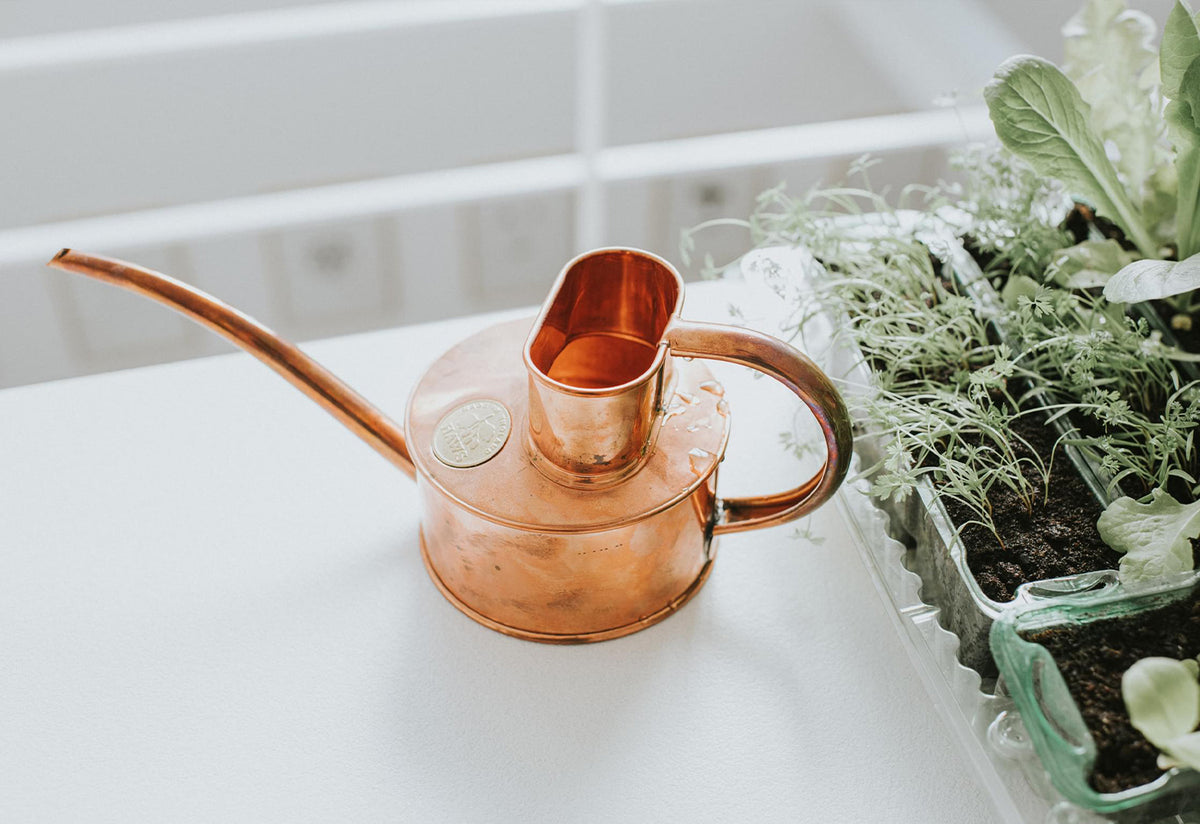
432, 399, 511, 468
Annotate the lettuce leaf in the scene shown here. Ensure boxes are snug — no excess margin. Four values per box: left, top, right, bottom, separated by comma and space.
1097, 488, 1200, 582
1166, 56, 1200, 259
1049, 238, 1138, 288
1124, 657, 1200, 771
1162, 0, 1200, 100
1064, 0, 1168, 224
986, 55, 1158, 258
1103, 250, 1200, 301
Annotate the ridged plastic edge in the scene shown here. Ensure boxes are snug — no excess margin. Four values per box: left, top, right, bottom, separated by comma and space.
836, 457, 1053, 824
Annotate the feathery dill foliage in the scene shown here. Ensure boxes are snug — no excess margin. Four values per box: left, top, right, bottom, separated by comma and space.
831, 241, 1049, 538
948, 149, 1200, 500
950, 145, 1074, 281
713, 162, 1052, 541
1004, 282, 1200, 500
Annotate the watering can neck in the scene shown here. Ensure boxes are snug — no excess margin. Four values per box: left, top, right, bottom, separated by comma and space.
522, 248, 685, 486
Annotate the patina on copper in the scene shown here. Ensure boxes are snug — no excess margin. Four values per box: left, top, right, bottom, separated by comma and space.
47, 246, 852, 643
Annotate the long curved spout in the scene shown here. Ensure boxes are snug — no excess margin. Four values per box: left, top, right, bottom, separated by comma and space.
48, 249, 415, 479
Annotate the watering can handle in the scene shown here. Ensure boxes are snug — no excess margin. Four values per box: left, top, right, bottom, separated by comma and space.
666, 319, 853, 535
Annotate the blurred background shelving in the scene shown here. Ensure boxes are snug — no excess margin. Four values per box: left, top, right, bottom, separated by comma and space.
0, 0, 1175, 387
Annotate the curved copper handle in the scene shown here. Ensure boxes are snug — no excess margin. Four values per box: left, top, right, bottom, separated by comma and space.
666, 319, 852, 535
47, 249, 416, 479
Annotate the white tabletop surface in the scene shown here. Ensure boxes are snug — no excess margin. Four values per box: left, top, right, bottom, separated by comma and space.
0, 280, 996, 823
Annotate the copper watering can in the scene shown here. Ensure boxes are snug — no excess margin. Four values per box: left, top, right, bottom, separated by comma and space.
49, 247, 852, 643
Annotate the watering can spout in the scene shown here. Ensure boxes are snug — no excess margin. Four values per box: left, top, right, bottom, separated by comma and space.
47, 249, 416, 479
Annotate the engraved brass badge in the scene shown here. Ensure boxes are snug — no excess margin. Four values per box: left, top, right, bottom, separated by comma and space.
432, 399, 511, 468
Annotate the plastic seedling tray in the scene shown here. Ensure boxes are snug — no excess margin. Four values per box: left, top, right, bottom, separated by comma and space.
737, 238, 1180, 823
992, 571, 1200, 821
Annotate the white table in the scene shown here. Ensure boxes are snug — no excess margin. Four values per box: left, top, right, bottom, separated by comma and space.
0, 281, 996, 822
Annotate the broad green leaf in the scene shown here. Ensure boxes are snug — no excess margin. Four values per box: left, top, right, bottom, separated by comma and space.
1168, 57, 1200, 258
1064, 0, 1165, 201
985, 56, 1157, 258
1123, 657, 1200, 749
1048, 239, 1138, 288
1177, 144, 1200, 261
1162, 0, 1200, 99
1144, 159, 1181, 241
1103, 251, 1200, 301
1163, 730, 1200, 770
1097, 488, 1200, 582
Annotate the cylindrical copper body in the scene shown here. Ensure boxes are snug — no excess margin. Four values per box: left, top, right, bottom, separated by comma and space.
417, 472, 718, 641
407, 317, 730, 643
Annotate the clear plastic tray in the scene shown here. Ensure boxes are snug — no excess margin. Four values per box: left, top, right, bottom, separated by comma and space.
992, 571, 1200, 821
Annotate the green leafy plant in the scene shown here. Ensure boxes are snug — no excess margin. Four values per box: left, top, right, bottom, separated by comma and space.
1045, 240, 1137, 290
698, 1, 1200, 797
1098, 488, 1200, 581
985, 0, 1200, 304
986, 54, 1159, 259
1063, 0, 1172, 237
727, 177, 1054, 541
1123, 656, 1200, 770
948, 145, 1075, 282
1000, 280, 1200, 499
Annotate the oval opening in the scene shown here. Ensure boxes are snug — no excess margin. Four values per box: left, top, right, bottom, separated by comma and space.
529, 250, 680, 390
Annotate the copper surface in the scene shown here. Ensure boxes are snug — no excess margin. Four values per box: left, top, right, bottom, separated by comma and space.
405, 318, 727, 533
417, 470, 718, 639
666, 319, 853, 534
524, 249, 682, 484
407, 317, 726, 640
45, 246, 852, 644
419, 528, 716, 643
47, 249, 415, 479
524, 248, 852, 535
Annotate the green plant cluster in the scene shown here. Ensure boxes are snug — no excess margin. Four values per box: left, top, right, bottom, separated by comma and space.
728, 178, 1051, 540
987, 0, 1200, 304
700, 0, 1200, 782
1124, 655, 1200, 773
949, 97, 1200, 504
838, 249, 1048, 538
948, 145, 1074, 282
1001, 277, 1200, 499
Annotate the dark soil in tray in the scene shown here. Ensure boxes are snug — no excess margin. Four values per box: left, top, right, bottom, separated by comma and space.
1151, 299, 1200, 354
940, 414, 1121, 603
1024, 593, 1200, 794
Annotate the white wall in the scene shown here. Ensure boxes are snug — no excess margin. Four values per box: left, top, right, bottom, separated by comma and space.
0, 0, 1174, 387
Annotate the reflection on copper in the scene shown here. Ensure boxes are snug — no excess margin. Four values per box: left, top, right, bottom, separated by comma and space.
46, 246, 852, 644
